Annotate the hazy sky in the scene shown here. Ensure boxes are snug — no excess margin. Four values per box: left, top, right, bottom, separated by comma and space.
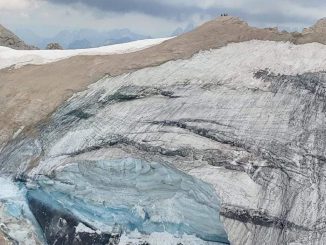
0, 0, 325, 37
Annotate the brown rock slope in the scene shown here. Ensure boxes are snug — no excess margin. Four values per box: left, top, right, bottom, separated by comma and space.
1, 16, 326, 147
0, 24, 35, 50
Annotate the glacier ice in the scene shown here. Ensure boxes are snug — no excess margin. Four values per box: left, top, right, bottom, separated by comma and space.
0, 177, 44, 244
25, 158, 229, 244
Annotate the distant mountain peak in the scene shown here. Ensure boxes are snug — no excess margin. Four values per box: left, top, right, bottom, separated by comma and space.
171, 22, 195, 37
16, 27, 151, 49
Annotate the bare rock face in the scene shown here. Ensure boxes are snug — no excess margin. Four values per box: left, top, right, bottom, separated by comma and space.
298, 18, 326, 44
46, 42, 63, 50
303, 18, 326, 34
0, 24, 35, 50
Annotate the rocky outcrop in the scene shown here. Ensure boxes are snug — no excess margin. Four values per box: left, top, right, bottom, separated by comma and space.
0, 24, 35, 50
46, 42, 63, 50
298, 18, 326, 44
303, 18, 326, 34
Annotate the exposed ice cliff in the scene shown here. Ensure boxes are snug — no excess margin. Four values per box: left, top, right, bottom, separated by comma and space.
26, 158, 229, 244
0, 159, 229, 244
3, 29, 326, 244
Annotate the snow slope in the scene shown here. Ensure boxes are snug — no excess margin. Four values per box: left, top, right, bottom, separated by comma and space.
0, 37, 171, 70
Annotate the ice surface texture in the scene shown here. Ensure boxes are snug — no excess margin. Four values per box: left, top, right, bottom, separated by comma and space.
26, 158, 229, 244
0, 158, 229, 244
4, 40, 326, 244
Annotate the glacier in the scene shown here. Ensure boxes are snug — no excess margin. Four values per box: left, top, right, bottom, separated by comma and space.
27, 158, 229, 244
3, 39, 326, 244
0, 159, 229, 244
0, 177, 44, 245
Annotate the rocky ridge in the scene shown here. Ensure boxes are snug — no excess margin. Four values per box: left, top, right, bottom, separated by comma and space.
0, 24, 35, 50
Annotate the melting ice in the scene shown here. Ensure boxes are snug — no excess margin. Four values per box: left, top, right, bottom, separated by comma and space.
0, 158, 229, 244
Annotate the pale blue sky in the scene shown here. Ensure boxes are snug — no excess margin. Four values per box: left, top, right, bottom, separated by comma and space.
0, 0, 324, 37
